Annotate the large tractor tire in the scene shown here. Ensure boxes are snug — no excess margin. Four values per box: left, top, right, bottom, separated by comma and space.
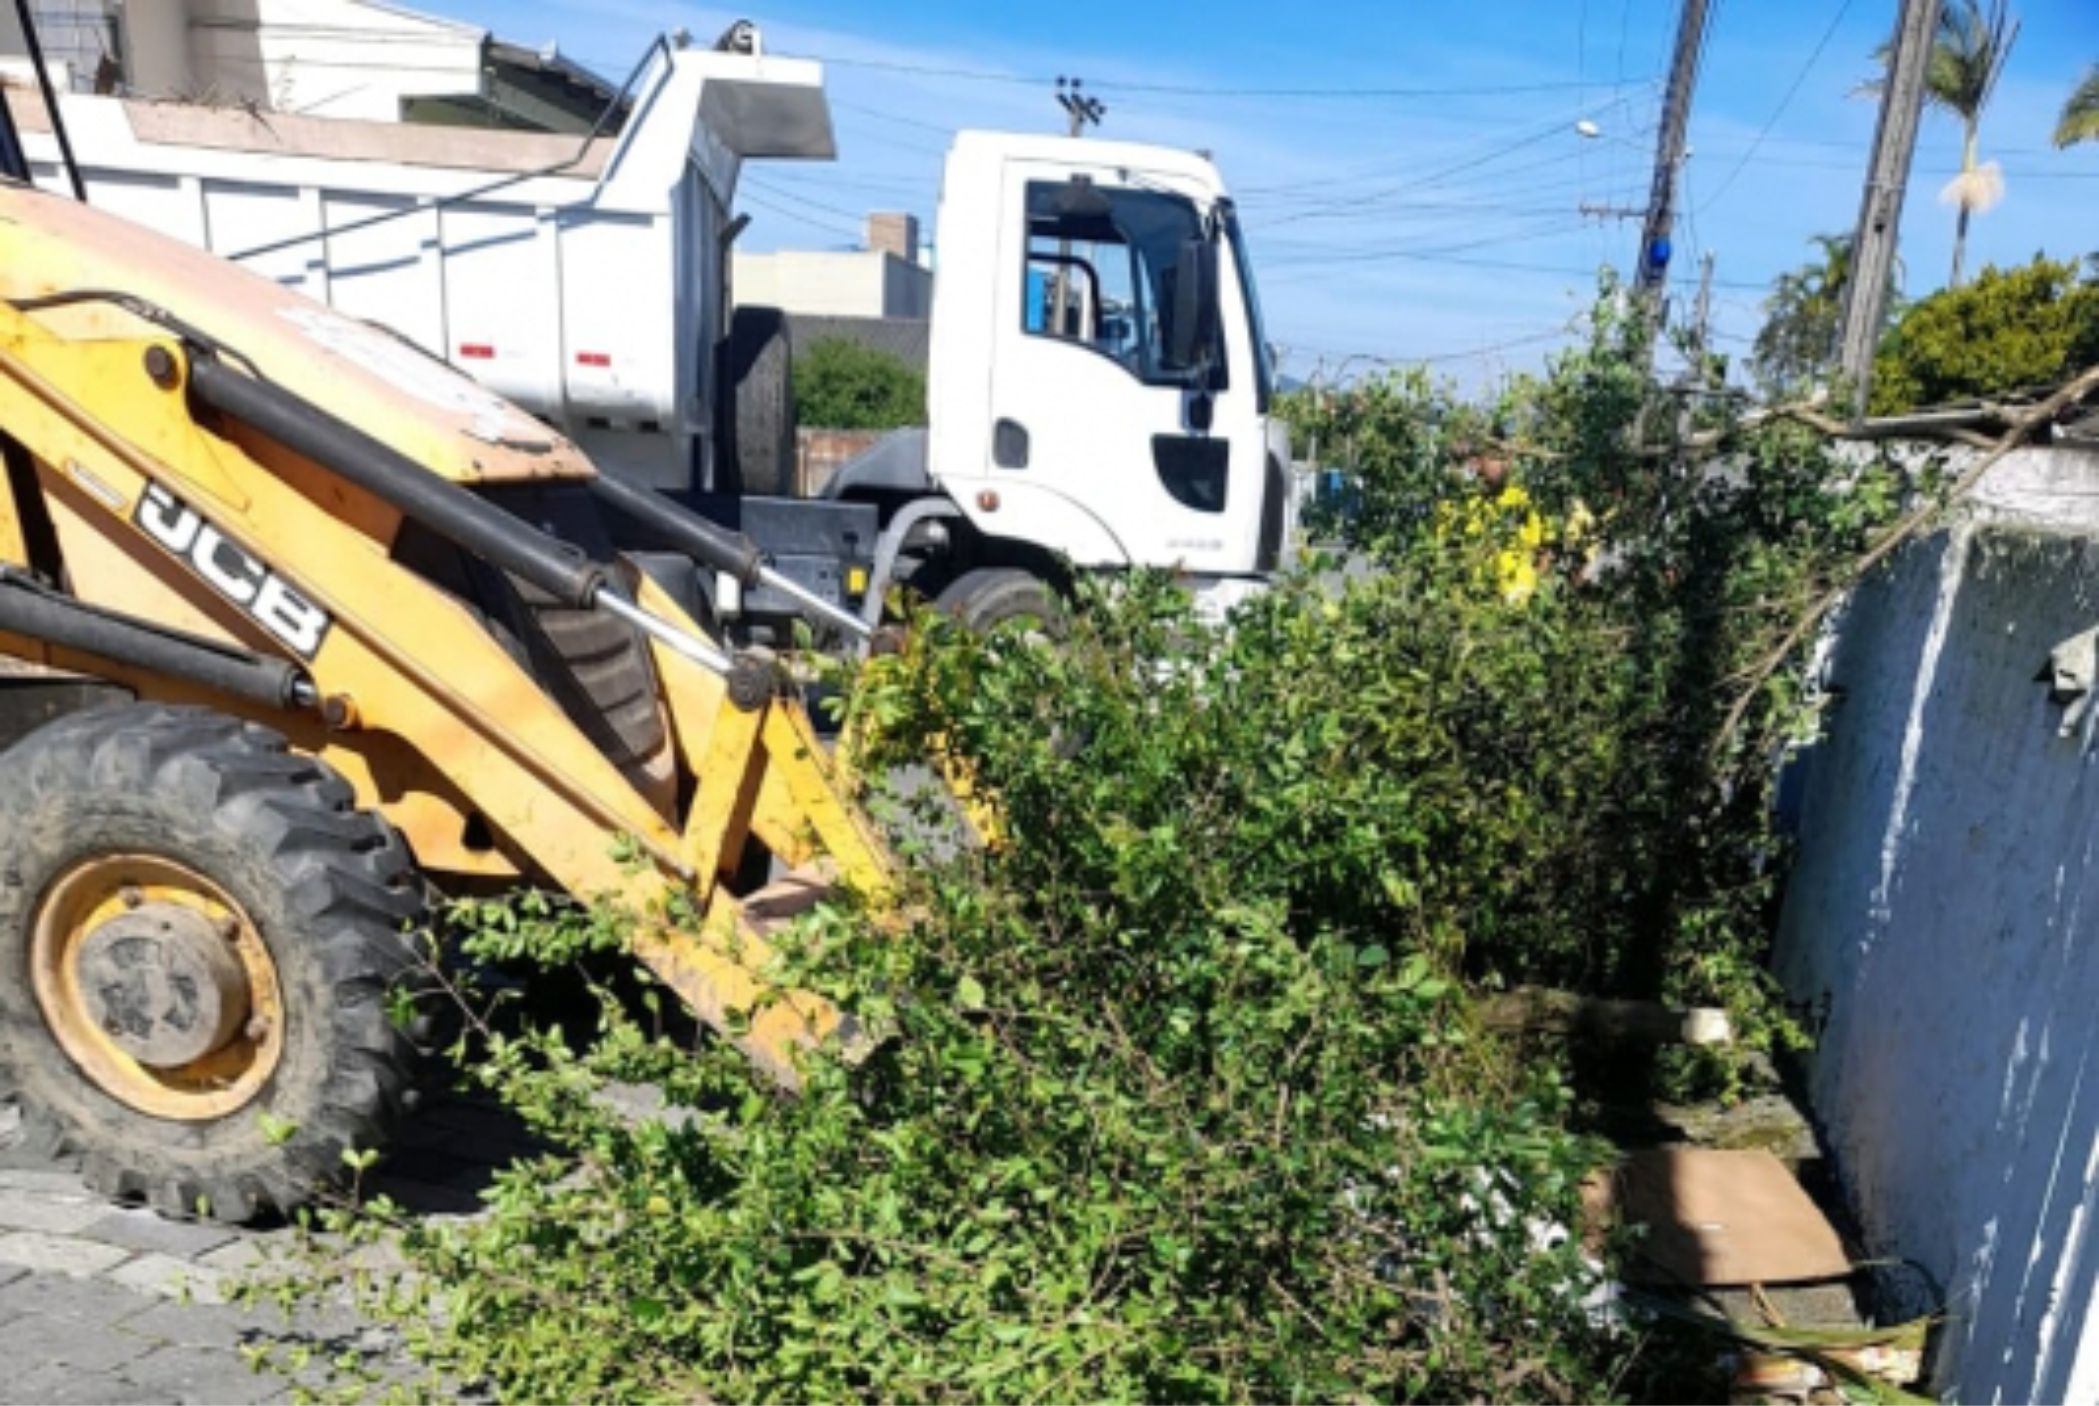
717, 305, 797, 498
0, 704, 423, 1222
936, 567, 1067, 637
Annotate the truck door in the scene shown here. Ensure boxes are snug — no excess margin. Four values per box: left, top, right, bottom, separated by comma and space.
977, 165, 1263, 577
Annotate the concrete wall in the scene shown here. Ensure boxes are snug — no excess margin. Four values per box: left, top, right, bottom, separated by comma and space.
1, 0, 483, 116
1775, 444, 2099, 1403
185, 0, 481, 119
734, 248, 932, 319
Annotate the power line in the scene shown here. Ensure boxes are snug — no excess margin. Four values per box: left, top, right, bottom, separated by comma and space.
1262, 216, 1590, 268
741, 177, 880, 229
736, 189, 862, 239
829, 97, 955, 136
1698, 0, 1857, 213
1261, 103, 1641, 227
1234, 88, 1652, 200
813, 52, 1646, 100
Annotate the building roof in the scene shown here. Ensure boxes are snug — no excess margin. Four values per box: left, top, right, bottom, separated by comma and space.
484, 39, 629, 125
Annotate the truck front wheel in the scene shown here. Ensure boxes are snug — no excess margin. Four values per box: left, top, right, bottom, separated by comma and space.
0, 704, 424, 1221
935, 567, 1066, 637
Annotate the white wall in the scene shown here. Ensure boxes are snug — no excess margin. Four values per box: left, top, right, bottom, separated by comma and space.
733, 248, 930, 318
1774, 445, 2099, 1402
0, 0, 483, 117
184, 0, 481, 119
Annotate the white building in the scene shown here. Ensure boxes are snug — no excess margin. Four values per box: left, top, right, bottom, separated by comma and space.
734, 211, 933, 320
0, 0, 617, 131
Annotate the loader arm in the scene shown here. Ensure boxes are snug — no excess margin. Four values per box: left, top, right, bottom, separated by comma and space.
0, 186, 893, 1086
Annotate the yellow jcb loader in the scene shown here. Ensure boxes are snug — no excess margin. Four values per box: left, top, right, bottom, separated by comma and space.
0, 101, 896, 1220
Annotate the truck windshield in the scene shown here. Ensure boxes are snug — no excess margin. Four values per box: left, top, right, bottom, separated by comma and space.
1223, 204, 1274, 412
1022, 180, 1222, 387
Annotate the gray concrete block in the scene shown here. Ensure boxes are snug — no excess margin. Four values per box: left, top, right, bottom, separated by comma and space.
0, 1189, 109, 1236
78, 1211, 238, 1262
105, 1253, 230, 1305
0, 1170, 93, 1198
0, 1272, 159, 1327
0, 1309, 156, 1372
117, 1298, 292, 1351
0, 1364, 166, 1406
0, 1231, 132, 1279
120, 1344, 282, 1405
192, 1239, 273, 1274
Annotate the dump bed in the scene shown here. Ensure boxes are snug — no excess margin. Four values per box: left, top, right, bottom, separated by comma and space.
5, 43, 834, 489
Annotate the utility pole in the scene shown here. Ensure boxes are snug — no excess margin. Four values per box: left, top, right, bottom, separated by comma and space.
1690, 251, 1715, 364
1838, 0, 1936, 417
1634, 0, 1713, 352
1678, 252, 1716, 440
1055, 76, 1105, 138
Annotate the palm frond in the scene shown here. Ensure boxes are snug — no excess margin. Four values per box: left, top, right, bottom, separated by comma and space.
2058, 65, 2099, 148
1922, 0, 2021, 119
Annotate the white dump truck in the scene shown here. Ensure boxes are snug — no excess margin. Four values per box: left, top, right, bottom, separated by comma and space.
6, 24, 1289, 638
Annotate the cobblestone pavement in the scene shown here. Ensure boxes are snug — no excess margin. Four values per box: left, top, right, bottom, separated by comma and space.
0, 1096, 534, 1404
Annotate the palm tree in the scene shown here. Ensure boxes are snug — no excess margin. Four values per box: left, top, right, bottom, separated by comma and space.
2058, 65, 2099, 148
1915, 0, 2021, 287
1752, 233, 1905, 395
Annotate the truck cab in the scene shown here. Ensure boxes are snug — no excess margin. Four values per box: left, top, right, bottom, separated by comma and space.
910, 134, 1286, 618
818, 132, 1288, 630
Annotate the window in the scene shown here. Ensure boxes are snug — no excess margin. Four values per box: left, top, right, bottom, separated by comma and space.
1223, 204, 1274, 412
1021, 179, 1220, 388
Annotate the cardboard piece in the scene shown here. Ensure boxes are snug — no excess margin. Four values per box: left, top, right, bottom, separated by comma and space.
1615, 1147, 1851, 1286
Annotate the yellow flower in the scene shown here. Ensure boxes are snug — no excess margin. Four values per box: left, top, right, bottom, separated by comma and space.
1495, 549, 1539, 605
1516, 512, 1547, 550
1496, 484, 1531, 511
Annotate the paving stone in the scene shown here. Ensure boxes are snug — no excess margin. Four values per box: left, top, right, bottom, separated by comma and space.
0, 1232, 132, 1279
0, 1272, 159, 1327
0, 1169, 93, 1198
106, 1252, 231, 1305
79, 1210, 239, 1261
118, 1297, 288, 1351
0, 1308, 157, 1372
0, 1364, 167, 1406
0, 1188, 109, 1235
120, 1344, 282, 1405
192, 1238, 274, 1274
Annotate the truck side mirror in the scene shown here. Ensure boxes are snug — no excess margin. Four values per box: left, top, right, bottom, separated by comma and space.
1163, 236, 1220, 378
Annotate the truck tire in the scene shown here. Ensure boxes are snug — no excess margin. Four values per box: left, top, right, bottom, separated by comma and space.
936, 568, 1066, 637
0, 704, 423, 1222
719, 306, 796, 498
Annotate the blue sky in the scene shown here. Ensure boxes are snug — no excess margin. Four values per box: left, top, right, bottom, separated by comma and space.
444, 0, 2098, 386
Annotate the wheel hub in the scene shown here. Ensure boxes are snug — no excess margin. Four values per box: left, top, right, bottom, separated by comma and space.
30, 853, 285, 1120
75, 902, 249, 1068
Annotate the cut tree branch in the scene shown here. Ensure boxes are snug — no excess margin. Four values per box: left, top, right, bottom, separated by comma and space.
1712, 362, 2099, 756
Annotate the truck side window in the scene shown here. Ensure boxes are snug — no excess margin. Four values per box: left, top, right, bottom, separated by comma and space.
1021, 180, 1223, 389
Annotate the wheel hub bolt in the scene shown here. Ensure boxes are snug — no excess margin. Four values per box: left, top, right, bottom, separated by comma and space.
217, 914, 240, 941
119, 886, 143, 909
244, 1016, 270, 1043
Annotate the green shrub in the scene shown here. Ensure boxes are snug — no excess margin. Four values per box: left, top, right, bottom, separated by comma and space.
1871, 255, 2099, 412
794, 337, 927, 429
250, 292, 1911, 1404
